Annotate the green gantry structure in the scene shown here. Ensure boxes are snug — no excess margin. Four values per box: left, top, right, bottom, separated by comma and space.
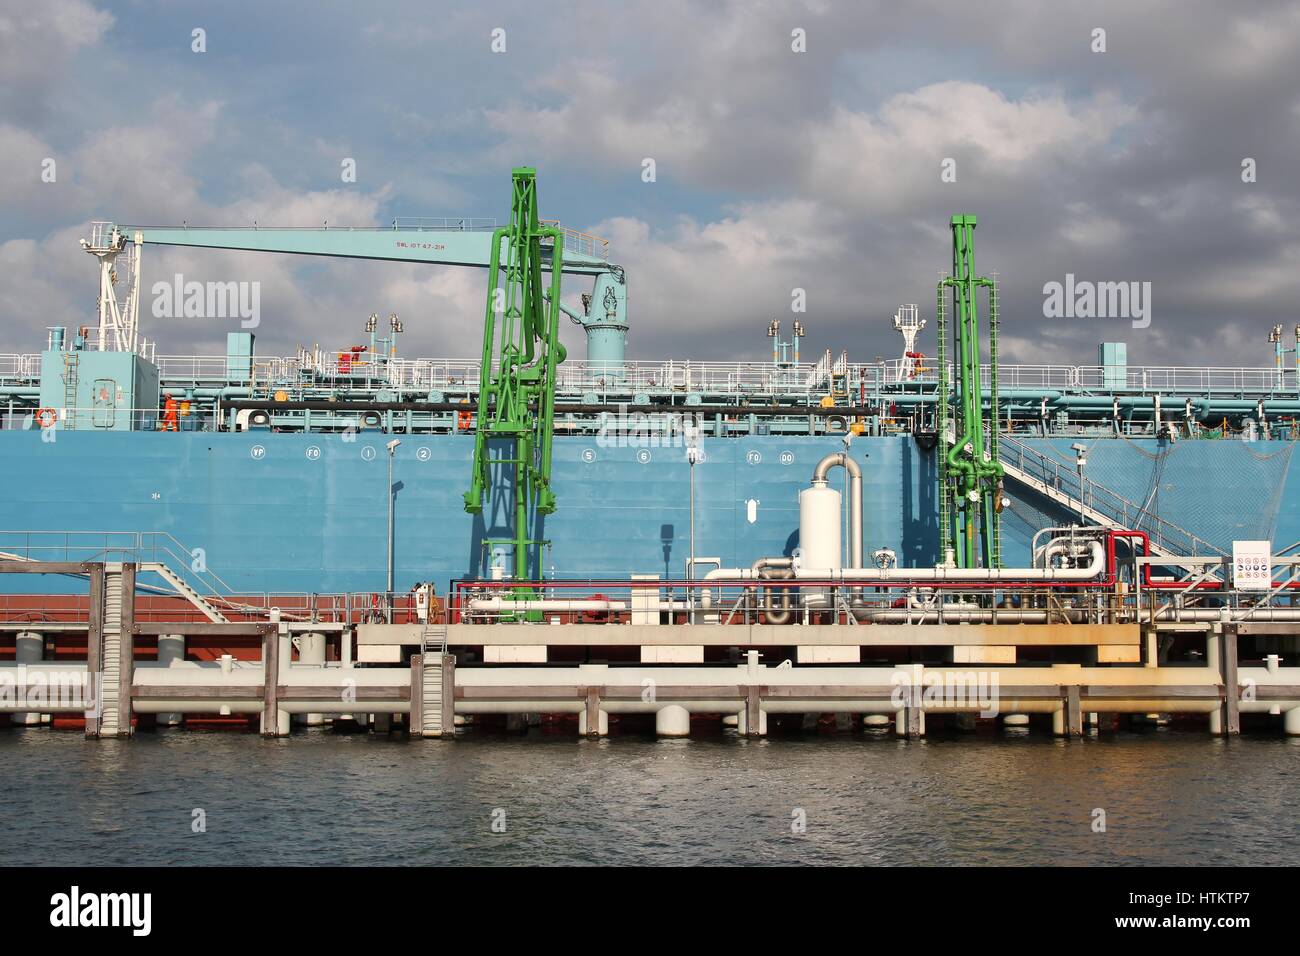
462, 168, 565, 585
936, 214, 1004, 569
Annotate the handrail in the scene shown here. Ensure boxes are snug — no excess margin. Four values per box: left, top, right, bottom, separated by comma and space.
1, 352, 1296, 396
997, 435, 1226, 557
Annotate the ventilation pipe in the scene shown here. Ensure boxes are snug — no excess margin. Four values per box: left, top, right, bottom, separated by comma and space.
810, 449, 863, 569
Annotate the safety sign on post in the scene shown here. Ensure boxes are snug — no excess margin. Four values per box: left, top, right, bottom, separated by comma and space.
1231, 540, 1273, 591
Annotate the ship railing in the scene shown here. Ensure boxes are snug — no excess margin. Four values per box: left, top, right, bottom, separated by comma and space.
0, 531, 370, 624
164, 354, 1300, 401
122, 220, 499, 233
4, 406, 212, 431
155, 354, 256, 383
875, 360, 1300, 395
390, 217, 497, 232
0, 531, 239, 596
0, 353, 41, 380
0, 592, 98, 627
539, 220, 609, 260
444, 578, 1144, 627
997, 435, 1226, 557
9, 350, 1299, 403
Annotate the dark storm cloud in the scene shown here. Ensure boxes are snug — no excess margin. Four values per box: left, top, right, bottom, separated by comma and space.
1, 0, 1296, 370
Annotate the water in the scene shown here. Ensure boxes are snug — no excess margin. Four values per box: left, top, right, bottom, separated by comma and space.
3, 728, 1297, 866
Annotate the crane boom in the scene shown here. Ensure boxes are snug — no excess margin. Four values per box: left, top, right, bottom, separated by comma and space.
115, 221, 611, 276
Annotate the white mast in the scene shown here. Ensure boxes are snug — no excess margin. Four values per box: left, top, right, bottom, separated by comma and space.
80, 222, 142, 353
892, 304, 925, 362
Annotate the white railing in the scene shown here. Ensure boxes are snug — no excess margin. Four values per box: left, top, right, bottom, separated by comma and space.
540, 220, 609, 260
0, 353, 41, 379
880, 360, 1298, 393
3, 351, 1298, 397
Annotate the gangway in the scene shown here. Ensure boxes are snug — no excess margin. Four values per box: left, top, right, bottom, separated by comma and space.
997, 434, 1226, 560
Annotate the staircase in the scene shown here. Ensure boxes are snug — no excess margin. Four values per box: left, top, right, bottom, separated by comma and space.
419, 624, 448, 737
97, 565, 124, 736
143, 562, 231, 623
997, 434, 1225, 560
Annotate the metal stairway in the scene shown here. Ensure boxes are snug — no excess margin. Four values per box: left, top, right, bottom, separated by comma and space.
419, 624, 448, 737
142, 562, 230, 623
997, 434, 1225, 560
98, 565, 124, 736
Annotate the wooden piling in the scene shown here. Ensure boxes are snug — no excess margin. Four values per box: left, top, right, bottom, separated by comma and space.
409, 653, 423, 736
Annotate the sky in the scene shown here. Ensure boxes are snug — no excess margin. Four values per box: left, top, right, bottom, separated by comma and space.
2, 0, 1298, 368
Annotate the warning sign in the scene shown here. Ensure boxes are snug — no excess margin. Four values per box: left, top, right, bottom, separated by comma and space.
1231, 540, 1273, 591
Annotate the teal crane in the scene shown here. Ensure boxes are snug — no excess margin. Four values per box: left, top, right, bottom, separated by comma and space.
111, 167, 614, 585
462, 167, 565, 583
935, 215, 1004, 569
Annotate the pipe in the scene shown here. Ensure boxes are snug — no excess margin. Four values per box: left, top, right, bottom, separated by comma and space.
758, 564, 795, 624
787, 539, 1107, 584
860, 608, 1087, 623
467, 598, 627, 613
812, 450, 862, 568
225, 398, 881, 417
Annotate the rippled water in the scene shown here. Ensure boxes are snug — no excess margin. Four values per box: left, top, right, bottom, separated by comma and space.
3, 727, 1297, 866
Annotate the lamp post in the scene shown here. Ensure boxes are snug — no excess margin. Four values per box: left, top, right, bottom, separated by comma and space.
1071, 442, 1088, 525
686, 430, 702, 621
386, 438, 401, 621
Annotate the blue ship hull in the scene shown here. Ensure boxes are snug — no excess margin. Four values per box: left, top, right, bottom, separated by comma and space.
1, 433, 1296, 594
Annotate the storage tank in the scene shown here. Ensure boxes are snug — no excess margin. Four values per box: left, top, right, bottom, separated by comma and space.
799, 479, 842, 570
799, 478, 841, 608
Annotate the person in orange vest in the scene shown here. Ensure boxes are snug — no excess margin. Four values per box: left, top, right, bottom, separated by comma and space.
161, 392, 179, 432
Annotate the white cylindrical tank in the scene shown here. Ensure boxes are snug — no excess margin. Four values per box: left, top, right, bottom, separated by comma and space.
799, 479, 841, 610
799, 479, 842, 572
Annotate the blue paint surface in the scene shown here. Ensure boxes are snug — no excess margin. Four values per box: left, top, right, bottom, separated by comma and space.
0, 432, 1294, 594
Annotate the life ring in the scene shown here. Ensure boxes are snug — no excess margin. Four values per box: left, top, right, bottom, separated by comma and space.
36, 408, 58, 428
457, 409, 473, 431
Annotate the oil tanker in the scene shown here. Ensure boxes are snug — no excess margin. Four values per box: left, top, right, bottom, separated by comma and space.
1, 168, 1297, 740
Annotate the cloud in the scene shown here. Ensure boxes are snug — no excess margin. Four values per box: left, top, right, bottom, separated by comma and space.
3, 0, 1300, 372
0, 0, 113, 122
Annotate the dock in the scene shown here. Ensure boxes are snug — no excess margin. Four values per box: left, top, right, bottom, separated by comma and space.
2, 559, 1297, 740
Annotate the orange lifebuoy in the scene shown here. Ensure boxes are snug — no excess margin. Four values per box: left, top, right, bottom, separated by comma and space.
36, 408, 58, 428
457, 409, 473, 431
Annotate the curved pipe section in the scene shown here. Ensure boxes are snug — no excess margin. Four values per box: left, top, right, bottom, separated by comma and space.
812, 450, 862, 569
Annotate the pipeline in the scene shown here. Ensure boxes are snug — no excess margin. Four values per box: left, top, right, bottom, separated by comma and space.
859, 608, 1088, 624
758, 565, 795, 625
812, 448, 863, 569
467, 598, 627, 613
225, 398, 881, 417
796, 539, 1106, 584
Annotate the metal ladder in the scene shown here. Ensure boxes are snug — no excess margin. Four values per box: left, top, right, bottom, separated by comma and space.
419, 624, 448, 736
62, 351, 79, 430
